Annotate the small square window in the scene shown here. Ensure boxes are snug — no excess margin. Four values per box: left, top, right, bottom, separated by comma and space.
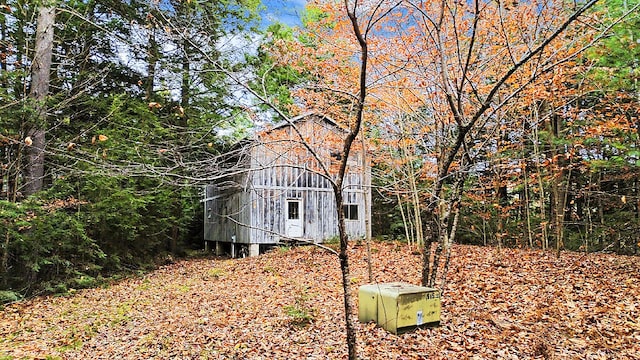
343, 204, 358, 220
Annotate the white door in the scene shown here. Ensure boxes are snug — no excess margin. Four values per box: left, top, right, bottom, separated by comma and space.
285, 199, 304, 238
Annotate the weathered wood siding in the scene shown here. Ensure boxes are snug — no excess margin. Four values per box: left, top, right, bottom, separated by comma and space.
203, 173, 252, 244
204, 113, 370, 246
247, 114, 368, 243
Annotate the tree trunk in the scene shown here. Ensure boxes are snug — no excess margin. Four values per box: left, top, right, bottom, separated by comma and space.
333, 183, 358, 359
597, 170, 605, 247
398, 121, 424, 246
421, 214, 438, 287
533, 104, 548, 249
8, 150, 19, 202
361, 131, 373, 282
1, 230, 9, 286
341, 3, 369, 358
145, 20, 158, 100
24, 5, 55, 196
389, 146, 413, 244
545, 110, 568, 256
181, 39, 190, 118
636, 177, 640, 254
409, 169, 424, 246
397, 193, 411, 243
440, 175, 465, 291
523, 163, 534, 248
551, 172, 566, 255
12, 3, 26, 100
1, 13, 7, 82
495, 181, 507, 248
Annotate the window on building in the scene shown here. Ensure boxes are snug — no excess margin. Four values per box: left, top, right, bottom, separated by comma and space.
288, 201, 300, 220
343, 204, 359, 220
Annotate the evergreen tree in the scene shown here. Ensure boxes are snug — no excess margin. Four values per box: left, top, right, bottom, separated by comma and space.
0, 0, 264, 297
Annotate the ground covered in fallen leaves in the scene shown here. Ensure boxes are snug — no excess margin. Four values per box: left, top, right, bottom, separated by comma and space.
1, 243, 639, 359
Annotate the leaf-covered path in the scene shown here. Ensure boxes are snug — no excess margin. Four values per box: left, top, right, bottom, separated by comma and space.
2, 243, 639, 359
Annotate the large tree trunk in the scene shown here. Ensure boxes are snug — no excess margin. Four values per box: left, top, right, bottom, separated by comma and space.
24, 5, 55, 196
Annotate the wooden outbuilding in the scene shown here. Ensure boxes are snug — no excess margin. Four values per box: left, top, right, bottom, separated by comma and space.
203, 113, 371, 257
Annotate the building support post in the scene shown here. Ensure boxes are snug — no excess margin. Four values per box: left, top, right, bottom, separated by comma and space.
249, 244, 260, 257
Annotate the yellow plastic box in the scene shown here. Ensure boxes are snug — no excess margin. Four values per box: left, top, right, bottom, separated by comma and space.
358, 282, 440, 334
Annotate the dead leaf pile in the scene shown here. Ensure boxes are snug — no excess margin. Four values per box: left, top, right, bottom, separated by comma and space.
1, 243, 638, 359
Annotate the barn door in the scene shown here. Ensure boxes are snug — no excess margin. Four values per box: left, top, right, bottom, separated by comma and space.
285, 199, 304, 238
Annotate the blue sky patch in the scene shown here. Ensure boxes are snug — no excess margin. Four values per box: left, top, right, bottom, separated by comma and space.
261, 0, 306, 27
